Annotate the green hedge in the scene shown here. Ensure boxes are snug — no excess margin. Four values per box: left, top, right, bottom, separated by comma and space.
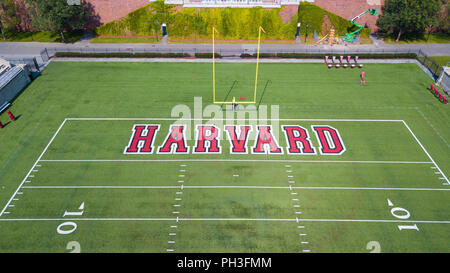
95, 1, 297, 40
243, 53, 418, 59
54, 52, 191, 58
194, 53, 221, 58
95, 1, 372, 41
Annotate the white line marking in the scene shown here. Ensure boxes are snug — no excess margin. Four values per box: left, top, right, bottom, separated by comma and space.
288, 176, 294, 178
20, 185, 450, 191
40, 159, 434, 164
178, 175, 185, 177
169, 233, 176, 236
303, 250, 311, 253
291, 192, 298, 195
13, 199, 18, 201
402, 120, 449, 184
166, 249, 174, 252
3, 212, 9, 214
28, 175, 34, 178
295, 212, 302, 214
32, 170, 38, 172
0, 218, 448, 224
301, 242, 309, 244
387, 199, 394, 207
292, 199, 299, 201
178, 181, 184, 183
297, 226, 305, 228
233, 174, 239, 177
293, 205, 301, 208
300, 234, 307, 236
173, 205, 181, 207
0, 119, 67, 217
67, 118, 405, 122
172, 211, 179, 214
175, 198, 182, 201
180, 164, 187, 167
179, 170, 185, 172
170, 225, 177, 228
168, 241, 175, 244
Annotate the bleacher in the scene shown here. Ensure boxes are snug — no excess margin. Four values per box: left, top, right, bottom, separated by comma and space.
0, 58, 32, 110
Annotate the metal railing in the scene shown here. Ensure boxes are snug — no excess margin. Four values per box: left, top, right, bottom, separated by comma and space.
44, 46, 421, 57
416, 49, 442, 79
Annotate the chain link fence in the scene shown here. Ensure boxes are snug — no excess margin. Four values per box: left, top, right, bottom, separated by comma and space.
44, 46, 422, 57
416, 49, 442, 79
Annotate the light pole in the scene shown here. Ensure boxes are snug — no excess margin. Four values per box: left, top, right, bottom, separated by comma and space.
296, 22, 301, 38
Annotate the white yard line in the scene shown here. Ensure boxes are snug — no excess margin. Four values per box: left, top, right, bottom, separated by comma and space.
0, 218, 448, 224
20, 185, 450, 191
66, 118, 405, 122
39, 159, 433, 164
0, 118, 68, 217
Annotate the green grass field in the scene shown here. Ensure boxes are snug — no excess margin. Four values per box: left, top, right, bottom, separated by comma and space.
0, 61, 448, 253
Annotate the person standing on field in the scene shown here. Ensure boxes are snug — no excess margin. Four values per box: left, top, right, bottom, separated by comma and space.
360, 71, 366, 86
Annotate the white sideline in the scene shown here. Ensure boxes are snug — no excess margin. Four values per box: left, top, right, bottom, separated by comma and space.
0, 217, 448, 224
402, 121, 449, 184
0, 118, 68, 217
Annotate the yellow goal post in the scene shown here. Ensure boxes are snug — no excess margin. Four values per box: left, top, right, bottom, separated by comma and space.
212, 26, 265, 105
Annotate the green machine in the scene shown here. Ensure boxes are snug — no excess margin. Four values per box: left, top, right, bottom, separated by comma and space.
342, 8, 378, 43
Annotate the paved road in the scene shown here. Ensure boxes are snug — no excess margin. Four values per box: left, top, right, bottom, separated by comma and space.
0, 40, 449, 62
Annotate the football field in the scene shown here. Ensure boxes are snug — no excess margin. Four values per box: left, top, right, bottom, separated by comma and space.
0, 61, 448, 253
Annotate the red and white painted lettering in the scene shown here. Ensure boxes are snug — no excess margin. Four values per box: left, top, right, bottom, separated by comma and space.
312, 125, 346, 155
282, 125, 316, 155
157, 125, 189, 154
124, 124, 160, 154
193, 125, 221, 154
224, 125, 252, 154
252, 125, 283, 154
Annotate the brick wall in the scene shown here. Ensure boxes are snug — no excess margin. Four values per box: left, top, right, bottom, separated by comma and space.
84, 0, 150, 24
313, 0, 384, 31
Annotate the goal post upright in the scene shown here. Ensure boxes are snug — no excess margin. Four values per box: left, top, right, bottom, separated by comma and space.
254, 26, 265, 104
212, 25, 265, 105
212, 26, 218, 104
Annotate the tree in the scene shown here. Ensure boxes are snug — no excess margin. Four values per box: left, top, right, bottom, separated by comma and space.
25, 0, 87, 42
0, 0, 20, 39
376, 0, 443, 42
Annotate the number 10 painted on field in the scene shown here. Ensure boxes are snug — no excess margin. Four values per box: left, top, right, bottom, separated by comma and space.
387, 199, 419, 231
